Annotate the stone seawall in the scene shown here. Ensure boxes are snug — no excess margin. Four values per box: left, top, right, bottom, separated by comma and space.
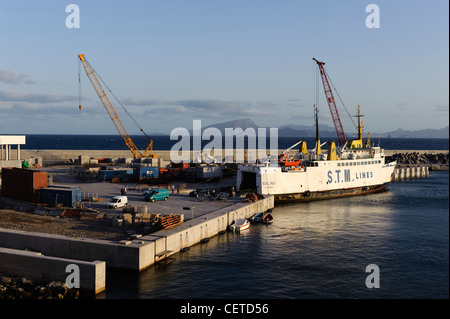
16, 149, 450, 163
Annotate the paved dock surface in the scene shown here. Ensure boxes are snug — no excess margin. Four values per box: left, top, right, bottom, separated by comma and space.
45, 166, 241, 220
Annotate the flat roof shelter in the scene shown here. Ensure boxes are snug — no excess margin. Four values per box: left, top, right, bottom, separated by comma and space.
0, 135, 26, 161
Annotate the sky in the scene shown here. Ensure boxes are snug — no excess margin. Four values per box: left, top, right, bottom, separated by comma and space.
0, 0, 448, 136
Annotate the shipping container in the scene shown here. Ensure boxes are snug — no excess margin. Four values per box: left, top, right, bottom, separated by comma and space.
39, 186, 82, 208
97, 169, 133, 182
1, 168, 48, 202
159, 167, 169, 178
133, 166, 159, 180
171, 162, 189, 169
196, 165, 222, 180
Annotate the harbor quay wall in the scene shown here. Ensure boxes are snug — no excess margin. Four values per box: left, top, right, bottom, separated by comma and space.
17, 149, 449, 163
393, 165, 430, 180
142, 196, 274, 258
0, 247, 105, 294
0, 196, 274, 293
0, 227, 153, 272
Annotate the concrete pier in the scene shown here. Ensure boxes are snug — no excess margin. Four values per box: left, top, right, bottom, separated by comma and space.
0, 247, 105, 294
142, 196, 274, 260
0, 195, 274, 294
0, 228, 153, 272
393, 165, 429, 180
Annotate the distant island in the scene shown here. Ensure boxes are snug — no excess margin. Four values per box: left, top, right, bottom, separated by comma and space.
185, 119, 449, 139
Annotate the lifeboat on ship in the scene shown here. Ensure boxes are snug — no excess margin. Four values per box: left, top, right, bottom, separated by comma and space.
278, 154, 302, 167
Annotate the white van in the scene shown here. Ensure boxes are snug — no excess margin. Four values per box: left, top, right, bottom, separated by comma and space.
107, 196, 128, 209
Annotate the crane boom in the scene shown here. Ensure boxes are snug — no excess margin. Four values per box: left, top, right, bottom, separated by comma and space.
313, 58, 347, 147
78, 54, 155, 158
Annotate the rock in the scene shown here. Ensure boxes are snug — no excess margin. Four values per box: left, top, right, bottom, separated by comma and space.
0, 273, 79, 299
37, 286, 47, 296
48, 281, 68, 296
20, 277, 34, 289
1, 276, 13, 285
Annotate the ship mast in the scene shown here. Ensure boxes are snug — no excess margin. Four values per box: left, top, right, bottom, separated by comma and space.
348, 105, 364, 149
314, 104, 321, 156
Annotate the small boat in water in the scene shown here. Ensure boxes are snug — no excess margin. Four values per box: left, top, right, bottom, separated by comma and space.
249, 212, 264, 224
230, 219, 250, 232
262, 212, 273, 224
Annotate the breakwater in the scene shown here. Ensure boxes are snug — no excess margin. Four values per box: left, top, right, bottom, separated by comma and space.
387, 151, 449, 171
393, 165, 429, 180
17, 149, 450, 164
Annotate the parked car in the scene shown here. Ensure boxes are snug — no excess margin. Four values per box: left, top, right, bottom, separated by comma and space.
145, 189, 170, 202
107, 196, 128, 209
189, 189, 209, 197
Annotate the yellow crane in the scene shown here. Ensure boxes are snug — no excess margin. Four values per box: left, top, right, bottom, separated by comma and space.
78, 54, 156, 158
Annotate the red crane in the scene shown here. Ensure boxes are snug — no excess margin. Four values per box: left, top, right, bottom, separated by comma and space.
313, 58, 347, 147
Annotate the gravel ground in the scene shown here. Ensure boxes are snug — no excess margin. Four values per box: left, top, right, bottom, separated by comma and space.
0, 208, 130, 241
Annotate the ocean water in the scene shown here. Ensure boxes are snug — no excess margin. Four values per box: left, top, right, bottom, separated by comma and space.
99, 171, 448, 300
21, 135, 449, 151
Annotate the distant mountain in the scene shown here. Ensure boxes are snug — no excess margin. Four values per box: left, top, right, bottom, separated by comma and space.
278, 123, 340, 138
374, 126, 449, 138
187, 119, 449, 139
190, 119, 260, 135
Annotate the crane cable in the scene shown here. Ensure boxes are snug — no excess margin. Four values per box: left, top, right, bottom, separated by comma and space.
78, 59, 82, 110
323, 67, 357, 130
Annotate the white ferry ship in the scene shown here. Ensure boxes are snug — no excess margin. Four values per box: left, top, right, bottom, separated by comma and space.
236, 105, 397, 202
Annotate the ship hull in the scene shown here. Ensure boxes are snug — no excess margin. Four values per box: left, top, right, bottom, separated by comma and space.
274, 183, 387, 203
236, 153, 396, 204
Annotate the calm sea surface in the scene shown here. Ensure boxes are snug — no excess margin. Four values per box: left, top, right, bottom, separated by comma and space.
21, 135, 449, 151
98, 171, 448, 299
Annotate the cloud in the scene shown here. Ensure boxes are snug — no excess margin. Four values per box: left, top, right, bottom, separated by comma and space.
124, 98, 248, 111
433, 104, 449, 112
121, 98, 171, 106
0, 90, 77, 103
174, 99, 245, 111
0, 70, 35, 85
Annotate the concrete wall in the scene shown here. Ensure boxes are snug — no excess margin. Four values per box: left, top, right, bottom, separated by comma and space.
0, 247, 105, 294
0, 160, 22, 169
18, 149, 449, 163
18, 149, 282, 164
0, 228, 154, 272
0, 196, 273, 281
393, 165, 429, 180
142, 196, 274, 259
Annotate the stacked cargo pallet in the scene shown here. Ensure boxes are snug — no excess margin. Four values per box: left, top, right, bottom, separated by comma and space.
159, 214, 183, 230
80, 212, 100, 221
61, 209, 100, 221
